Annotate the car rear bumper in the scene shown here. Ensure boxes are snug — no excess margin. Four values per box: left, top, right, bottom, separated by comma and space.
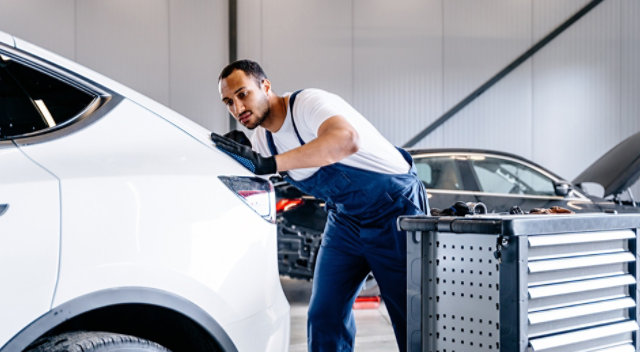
224, 290, 290, 351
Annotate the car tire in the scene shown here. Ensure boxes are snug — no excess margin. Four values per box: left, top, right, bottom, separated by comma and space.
25, 331, 171, 352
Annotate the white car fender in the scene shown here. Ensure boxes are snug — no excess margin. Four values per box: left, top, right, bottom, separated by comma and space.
16, 99, 288, 349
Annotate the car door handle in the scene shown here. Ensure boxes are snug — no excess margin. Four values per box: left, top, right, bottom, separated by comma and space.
0, 204, 8, 217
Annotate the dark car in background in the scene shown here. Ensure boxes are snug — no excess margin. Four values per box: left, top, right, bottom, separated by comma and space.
275, 132, 640, 280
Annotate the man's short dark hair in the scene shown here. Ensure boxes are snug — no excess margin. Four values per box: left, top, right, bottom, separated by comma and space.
218, 59, 267, 84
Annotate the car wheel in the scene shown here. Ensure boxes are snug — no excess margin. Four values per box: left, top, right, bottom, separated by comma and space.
25, 331, 171, 352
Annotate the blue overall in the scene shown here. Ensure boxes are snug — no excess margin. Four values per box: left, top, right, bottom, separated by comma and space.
267, 91, 428, 352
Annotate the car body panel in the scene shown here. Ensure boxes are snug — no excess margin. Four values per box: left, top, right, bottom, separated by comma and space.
413, 149, 638, 213
1, 30, 289, 351
224, 299, 291, 351
15, 98, 289, 348
0, 145, 59, 345
0, 32, 13, 46
573, 131, 640, 198
0, 287, 239, 352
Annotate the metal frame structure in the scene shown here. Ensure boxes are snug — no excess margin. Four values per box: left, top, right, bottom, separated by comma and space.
402, 214, 640, 352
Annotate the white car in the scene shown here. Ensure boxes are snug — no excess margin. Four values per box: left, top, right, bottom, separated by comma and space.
0, 31, 289, 352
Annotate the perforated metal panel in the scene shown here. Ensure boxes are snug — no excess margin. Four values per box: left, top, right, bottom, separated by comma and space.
426, 232, 501, 352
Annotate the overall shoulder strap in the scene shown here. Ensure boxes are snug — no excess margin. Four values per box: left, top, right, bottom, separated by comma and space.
266, 130, 278, 156
265, 89, 304, 156
289, 90, 305, 145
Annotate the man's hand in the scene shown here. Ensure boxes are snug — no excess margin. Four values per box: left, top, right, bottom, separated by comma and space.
211, 132, 277, 175
223, 130, 251, 147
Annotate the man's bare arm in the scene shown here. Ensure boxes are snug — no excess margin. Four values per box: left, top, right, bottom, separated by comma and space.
274, 115, 359, 172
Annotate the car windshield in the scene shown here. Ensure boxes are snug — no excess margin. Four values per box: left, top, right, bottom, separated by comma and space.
470, 156, 556, 196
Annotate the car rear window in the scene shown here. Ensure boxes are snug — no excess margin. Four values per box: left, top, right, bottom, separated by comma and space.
415, 156, 465, 190
0, 53, 96, 139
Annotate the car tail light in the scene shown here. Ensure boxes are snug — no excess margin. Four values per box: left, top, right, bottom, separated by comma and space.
218, 176, 275, 223
276, 198, 304, 213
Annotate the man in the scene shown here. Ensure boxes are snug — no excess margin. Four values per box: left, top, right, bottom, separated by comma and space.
212, 59, 428, 352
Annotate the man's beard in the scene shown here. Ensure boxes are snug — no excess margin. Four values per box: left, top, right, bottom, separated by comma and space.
246, 106, 269, 130
245, 95, 271, 130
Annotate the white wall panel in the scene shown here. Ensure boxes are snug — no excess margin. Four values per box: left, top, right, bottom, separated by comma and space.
619, 0, 640, 199
76, 0, 170, 105
0, 0, 75, 59
353, 0, 442, 146
532, 0, 622, 181
260, 0, 352, 100
533, 0, 589, 42
168, 0, 228, 132
437, 0, 532, 155
621, 0, 640, 140
237, 0, 263, 63
443, 0, 531, 106
439, 64, 533, 158
233, 0, 264, 138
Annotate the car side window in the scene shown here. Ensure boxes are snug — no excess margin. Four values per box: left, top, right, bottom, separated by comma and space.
470, 157, 556, 196
0, 53, 96, 139
415, 156, 464, 190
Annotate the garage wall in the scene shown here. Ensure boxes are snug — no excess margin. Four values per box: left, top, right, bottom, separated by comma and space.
531, 0, 640, 198
238, 0, 640, 200
437, 0, 533, 157
0, 0, 229, 133
352, 0, 443, 152
1, 0, 639, 199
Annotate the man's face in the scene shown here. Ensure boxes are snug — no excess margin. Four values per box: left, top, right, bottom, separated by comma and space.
219, 69, 270, 130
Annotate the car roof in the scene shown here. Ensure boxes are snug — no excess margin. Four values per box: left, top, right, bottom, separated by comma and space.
408, 147, 566, 181
0, 30, 14, 47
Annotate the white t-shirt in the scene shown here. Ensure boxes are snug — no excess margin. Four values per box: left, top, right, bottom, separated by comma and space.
251, 88, 410, 181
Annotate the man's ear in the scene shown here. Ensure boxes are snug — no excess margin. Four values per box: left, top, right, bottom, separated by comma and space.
261, 78, 272, 94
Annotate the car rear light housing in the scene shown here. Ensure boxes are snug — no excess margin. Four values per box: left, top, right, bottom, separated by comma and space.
218, 176, 276, 223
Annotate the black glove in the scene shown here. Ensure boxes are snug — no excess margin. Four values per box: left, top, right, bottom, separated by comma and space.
223, 130, 252, 147
211, 132, 277, 175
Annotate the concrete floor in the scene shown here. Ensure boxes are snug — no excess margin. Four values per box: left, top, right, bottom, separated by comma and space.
280, 277, 399, 352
